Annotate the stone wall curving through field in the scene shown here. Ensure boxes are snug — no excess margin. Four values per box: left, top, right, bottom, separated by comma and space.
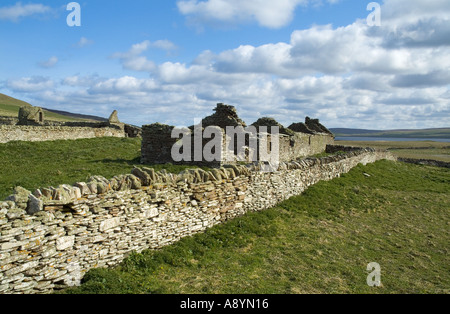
0, 146, 396, 294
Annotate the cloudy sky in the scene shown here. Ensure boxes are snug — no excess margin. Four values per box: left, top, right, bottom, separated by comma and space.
0, 0, 449, 129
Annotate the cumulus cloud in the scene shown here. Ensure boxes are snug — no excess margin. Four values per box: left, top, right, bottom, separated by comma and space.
5, 0, 449, 129
382, 0, 450, 23
111, 39, 178, 72
177, 0, 309, 29
103, 2, 450, 128
62, 75, 102, 87
151, 39, 178, 51
38, 56, 58, 68
0, 2, 51, 21
6, 76, 54, 92
88, 76, 160, 94
177, 0, 344, 29
76, 37, 94, 48
390, 71, 450, 88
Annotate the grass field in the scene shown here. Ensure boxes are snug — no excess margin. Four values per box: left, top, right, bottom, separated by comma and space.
332, 128, 450, 139
337, 140, 450, 162
0, 137, 203, 200
59, 159, 449, 294
1, 137, 448, 294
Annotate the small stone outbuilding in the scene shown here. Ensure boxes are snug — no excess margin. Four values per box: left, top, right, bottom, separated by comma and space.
18, 106, 45, 126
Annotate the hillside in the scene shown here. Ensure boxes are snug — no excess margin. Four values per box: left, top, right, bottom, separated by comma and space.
0, 93, 33, 108
0, 93, 105, 122
331, 128, 450, 139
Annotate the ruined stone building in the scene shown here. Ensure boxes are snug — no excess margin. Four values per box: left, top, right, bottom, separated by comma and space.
18, 106, 45, 126
0, 106, 142, 143
141, 103, 335, 167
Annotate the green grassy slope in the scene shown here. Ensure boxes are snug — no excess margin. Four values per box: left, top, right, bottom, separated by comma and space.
0, 93, 97, 122
0, 93, 33, 108
60, 160, 449, 295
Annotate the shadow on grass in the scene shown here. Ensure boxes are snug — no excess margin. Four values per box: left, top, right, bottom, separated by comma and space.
94, 157, 142, 166
91, 158, 211, 174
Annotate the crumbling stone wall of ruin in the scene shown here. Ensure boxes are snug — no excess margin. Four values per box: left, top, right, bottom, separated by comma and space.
0, 108, 140, 143
141, 104, 336, 167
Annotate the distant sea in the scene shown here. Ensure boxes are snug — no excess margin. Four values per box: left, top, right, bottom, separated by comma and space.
335, 137, 450, 143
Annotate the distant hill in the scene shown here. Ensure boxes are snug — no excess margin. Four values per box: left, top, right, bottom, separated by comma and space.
42, 108, 107, 122
0, 93, 33, 108
331, 128, 450, 139
0, 93, 106, 122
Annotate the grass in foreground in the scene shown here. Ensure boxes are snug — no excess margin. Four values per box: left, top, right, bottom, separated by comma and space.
61, 160, 450, 294
0, 137, 200, 200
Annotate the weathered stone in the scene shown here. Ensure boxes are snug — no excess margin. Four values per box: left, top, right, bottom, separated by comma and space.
127, 174, 141, 190
142, 167, 157, 181
132, 168, 151, 186
108, 110, 121, 124
33, 189, 43, 199
52, 186, 72, 203
96, 182, 109, 194
27, 194, 43, 215
40, 188, 53, 199
6, 187, 31, 208
99, 217, 121, 232
72, 187, 82, 200
87, 182, 97, 194
56, 236, 75, 251
143, 208, 159, 219
5, 261, 39, 277
74, 182, 90, 196
6, 208, 26, 220
1, 241, 27, 251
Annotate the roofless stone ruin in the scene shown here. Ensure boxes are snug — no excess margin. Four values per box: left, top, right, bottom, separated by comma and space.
141, 103, 335, 167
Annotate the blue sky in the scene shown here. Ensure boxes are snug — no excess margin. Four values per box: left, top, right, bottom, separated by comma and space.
0, 0, 449, 129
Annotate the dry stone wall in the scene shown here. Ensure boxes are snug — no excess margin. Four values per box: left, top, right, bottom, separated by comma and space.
0, 147, 396, 294
0, 125, 125, 144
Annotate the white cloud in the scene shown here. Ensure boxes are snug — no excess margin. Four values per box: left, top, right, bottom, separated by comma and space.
106, 5, 450, 128
177, 0, 308, 29
382, 0, 450, 24
151, 39, 178, 51
111, 39, 178, 72
87, 76, 160, 94
177, 0, 343, 29
62, 75, 102, 87
6, 76, 54, 92
5, 0, 449, 129
38, 56, 58, 68
76, 37, 94, 48
0, 2, 51, 21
